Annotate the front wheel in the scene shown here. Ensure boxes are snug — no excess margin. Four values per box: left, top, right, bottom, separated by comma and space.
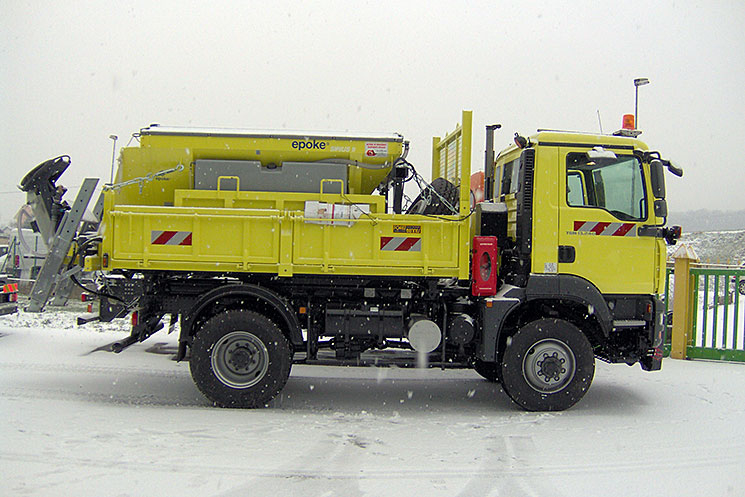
190, 310, 292, 408
500, 318, 595, 411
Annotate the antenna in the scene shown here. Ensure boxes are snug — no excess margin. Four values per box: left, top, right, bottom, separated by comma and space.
596, 110, 604, 134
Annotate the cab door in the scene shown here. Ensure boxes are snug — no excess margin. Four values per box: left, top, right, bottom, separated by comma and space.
557, 147, 657, 295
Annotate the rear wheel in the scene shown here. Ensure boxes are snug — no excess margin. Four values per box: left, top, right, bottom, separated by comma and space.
190, 310, 292, 408
500, 318, 594, 411
738, 279, 745, 296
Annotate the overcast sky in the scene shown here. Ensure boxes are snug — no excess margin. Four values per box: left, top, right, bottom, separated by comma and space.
2, 0, 744, 225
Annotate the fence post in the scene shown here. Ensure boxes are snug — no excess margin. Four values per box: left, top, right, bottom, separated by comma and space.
671, 244, 699, 360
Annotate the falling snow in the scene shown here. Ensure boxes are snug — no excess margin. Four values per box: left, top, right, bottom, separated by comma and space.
1, 305, 744, 496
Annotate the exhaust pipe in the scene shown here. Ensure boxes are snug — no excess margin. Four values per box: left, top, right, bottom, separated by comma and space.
484, 124, 501, 200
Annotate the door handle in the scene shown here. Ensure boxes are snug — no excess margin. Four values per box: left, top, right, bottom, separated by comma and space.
558, 245, 575, 263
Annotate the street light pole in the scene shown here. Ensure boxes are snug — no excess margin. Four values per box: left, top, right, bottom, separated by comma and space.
634, 78, 650, 129
109, 135, 118, 184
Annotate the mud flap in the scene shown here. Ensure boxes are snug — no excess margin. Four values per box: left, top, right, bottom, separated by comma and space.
642, 297, 666, 371
641, 347, 663, 371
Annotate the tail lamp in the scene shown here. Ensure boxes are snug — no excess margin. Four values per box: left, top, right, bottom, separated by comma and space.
472, 236, 498, 296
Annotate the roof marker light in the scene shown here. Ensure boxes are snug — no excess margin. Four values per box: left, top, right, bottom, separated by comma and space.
622, 114, 635, 130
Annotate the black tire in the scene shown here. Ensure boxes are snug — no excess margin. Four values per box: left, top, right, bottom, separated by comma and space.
406, 177, 459, 215
473, 359, 499, 382
189, 310, 292, 408
500, 318, 594, 412
738, 279, 745, 296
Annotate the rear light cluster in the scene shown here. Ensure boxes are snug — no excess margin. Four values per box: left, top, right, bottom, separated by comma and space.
81, 293, 95, 312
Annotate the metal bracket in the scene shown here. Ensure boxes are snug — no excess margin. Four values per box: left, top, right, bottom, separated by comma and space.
637, 225, 663, 238
27, 178, 98, 312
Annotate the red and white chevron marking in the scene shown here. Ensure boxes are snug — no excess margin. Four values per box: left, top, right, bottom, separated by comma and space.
380, 236, 422, 251
573, 221, 636, 236
2, 283, 18, 294
150, 230, 192, 246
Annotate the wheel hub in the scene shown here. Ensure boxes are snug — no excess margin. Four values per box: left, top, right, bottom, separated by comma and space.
536, 353, 566, 382
211, 331, 269, 389
522, 339, 576, 393
227, 345, 254, 371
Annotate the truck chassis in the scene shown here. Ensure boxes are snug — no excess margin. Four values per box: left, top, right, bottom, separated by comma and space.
19, 111, 680, 411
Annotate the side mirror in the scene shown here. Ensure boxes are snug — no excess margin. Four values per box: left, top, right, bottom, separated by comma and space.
650, 159, 666, 198
665, 160, 683, 177
654, 198, 668, 217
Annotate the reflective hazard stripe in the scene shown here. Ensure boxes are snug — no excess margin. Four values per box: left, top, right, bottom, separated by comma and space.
380, 236, 422, 251
573, 221, 636, 237
2, 283, 18, 293
150, 230, 193, 245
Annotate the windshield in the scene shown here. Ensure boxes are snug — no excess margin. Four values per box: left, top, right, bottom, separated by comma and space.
566, 153, 647, 221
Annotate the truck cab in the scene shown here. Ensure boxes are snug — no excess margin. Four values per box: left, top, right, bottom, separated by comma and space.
486, 129, 680, 372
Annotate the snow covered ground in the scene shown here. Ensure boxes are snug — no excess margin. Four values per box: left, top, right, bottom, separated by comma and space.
2, 307, 745, 497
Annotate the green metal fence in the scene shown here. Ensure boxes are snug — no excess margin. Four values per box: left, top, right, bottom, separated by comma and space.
665, 264, 745, 362
663, 266, 674, 355
689, 266, 745, 361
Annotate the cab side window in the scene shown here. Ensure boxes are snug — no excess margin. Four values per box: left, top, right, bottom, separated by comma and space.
500, 157, 521, 199
567, 171, 585, 206
493, 164, 502, 198
566, 152, 647, 221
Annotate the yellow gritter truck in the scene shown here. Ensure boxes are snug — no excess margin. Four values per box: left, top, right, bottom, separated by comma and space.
20, 111, 683, 411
